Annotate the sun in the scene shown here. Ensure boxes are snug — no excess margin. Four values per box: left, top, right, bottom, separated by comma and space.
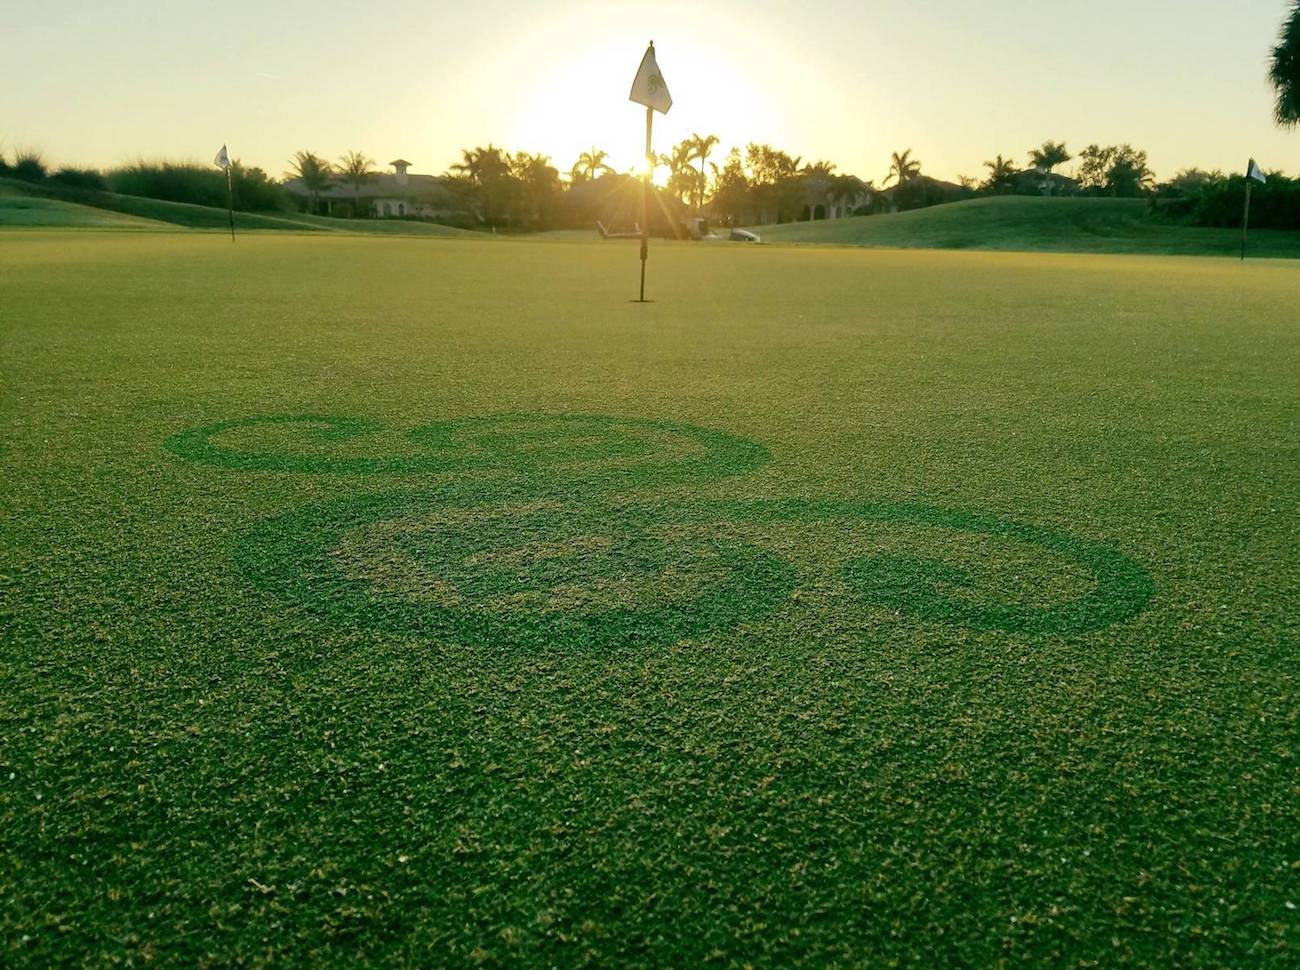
627, 158, 670, 188
488, 6, 794, 181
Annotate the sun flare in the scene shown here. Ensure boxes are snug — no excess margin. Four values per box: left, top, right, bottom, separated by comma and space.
493, 5, 804, 179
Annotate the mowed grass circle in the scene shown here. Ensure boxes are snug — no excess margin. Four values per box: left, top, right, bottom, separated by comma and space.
709, 498, 1154, 634
235, 488, 798, 648
164, 412, 771, 487
236, 488, 1153, 645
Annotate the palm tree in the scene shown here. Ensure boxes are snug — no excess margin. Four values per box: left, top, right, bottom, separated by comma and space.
1270, 1, 1300, 126
829, 173, 869, 216
570, 147, 615, 183
658, 140, 696, 205
337, 151, 376, 216
1029, 141, 1071, 174
802, 160, 837, 179
509, 152, 561, 227
688, 133, 720, 210
449, 145, 511, 226
982, 154, 1018, 194
883, 149, 921, 187
1028, 141, 1071, 196
287, 151, 333, 214
449, 146, 485, 183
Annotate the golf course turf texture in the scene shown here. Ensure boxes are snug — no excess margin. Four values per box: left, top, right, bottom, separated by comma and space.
2, 230, 1297, 966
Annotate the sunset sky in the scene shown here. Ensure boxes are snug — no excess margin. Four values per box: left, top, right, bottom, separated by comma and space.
6, 0, 1296, 183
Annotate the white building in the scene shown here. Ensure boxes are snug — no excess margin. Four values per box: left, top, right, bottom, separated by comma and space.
284, 158, 461, 219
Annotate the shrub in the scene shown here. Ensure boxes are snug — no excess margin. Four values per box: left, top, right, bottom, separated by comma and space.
107, 160, 288, 212
1181, 174, 1300, 230
430, 211, 478, 231
893, 177, 973, 212
13, 149, 47, 182
50, 167, 109, 191
109, 161, 227, 207
230, 165, 289, 212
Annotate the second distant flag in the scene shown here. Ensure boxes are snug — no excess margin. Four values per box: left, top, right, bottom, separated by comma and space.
214, 144, 235, 242
1241, 157, 1267, 261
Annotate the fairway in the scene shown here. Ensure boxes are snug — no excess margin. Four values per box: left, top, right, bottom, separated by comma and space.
2, 232, 1297, 965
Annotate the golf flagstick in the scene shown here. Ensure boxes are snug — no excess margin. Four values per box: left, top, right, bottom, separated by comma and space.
640, 107, 652, 301
1240, 181, 1251, 261
225, 166, 235, 243
628, 41, 672, 302
1241, 158, 1267, 262
214, 144, 235, 242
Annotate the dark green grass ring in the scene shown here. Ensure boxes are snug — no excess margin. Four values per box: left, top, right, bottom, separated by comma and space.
668, 499, 1154, 634
165, 413, 770, 486
235, 489, 796, 649
163, 415, 455, 475
405, 414, 770, 488
236, 490, 1151, 646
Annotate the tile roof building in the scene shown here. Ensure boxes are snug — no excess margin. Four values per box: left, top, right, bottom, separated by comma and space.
284, 158, 461, 219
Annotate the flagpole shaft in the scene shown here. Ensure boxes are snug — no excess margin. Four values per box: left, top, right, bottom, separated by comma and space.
639, 106, 652, 301
226, 167, 235, 243
1240, 181, 1252, 262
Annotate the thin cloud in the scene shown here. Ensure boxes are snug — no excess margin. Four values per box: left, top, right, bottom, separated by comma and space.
255, 72, 281, 80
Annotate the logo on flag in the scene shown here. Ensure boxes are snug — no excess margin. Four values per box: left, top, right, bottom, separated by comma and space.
1247, 159, 1267, 184
214, 145, 231, 171
629, 42, 672, 115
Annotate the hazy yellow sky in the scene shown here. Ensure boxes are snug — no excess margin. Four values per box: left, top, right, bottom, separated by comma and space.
5, 1, 1297, 183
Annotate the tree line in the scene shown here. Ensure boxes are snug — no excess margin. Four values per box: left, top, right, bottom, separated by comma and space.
6, 137, 1300, 231
2, 4, 1297, 230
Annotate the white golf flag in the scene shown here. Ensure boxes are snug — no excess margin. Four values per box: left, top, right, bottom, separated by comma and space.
629, 42, 672, 114
1247, 158, 1267, 184
214, 144, 231, 170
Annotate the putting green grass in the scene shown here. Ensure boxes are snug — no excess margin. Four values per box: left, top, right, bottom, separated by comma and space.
753, 196, 1300, 258
2, 231, 1297, 966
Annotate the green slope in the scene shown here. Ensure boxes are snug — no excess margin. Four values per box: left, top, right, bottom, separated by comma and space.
0, 191, 172, 229
0, 178, 474, 236
751, 196, 1300, 258
255, 210, 475, 236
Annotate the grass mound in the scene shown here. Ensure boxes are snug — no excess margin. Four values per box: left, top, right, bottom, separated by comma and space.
0, 177, 474, 236
752, 195, 1300, 258
0, 192, 171, 229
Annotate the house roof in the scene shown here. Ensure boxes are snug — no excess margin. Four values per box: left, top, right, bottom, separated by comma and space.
1015, 168, 1078, 185
877, 175, 965, 197
284, 172, 458, 203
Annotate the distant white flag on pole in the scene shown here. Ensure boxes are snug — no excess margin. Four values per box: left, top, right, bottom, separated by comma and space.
1247, 158, 1267, 184
214, 144, 231, 170
629, 42, 672, 114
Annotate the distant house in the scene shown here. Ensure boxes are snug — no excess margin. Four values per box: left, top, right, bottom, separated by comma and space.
1012, 168, 1079, 196
729, 173, 875, 226
284, 158, 462, 219
874, 176, 973, 213
798, 175, 874, 221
